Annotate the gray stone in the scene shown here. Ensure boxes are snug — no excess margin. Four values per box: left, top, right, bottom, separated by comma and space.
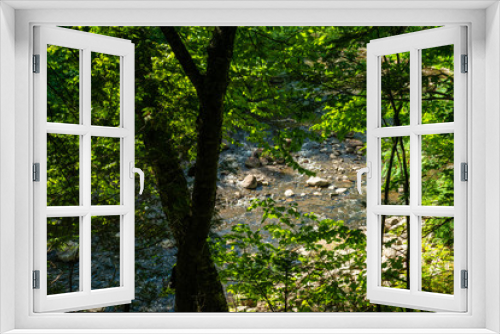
245, 156, 262, 169
306, 176, 331, 187
241, 175, 258, 189
56, 240, 79, 262
348, 139, 364, 147
335, 188, 348, 195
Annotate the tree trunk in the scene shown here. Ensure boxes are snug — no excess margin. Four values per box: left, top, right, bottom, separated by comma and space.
159, 26, 238, 312
175, 238, 228, 311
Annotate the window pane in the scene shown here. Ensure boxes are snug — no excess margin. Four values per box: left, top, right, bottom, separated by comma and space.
421, 217, 454, 295
421, 133, 454, 206
91, 52, 121, 127
381, 137, 410, 205
91, 216, 120, 289
421, 45, 454, 124
381, 52, 410, 127
47, 134, 80, 206
47, 217, 80, 295
47, 45, 80, 124
381, 215, 409, 290
91, 137, 120, 205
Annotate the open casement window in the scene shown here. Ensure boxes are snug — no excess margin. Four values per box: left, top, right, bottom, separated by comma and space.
364, 26, 467, 312
33, 26, 139, 312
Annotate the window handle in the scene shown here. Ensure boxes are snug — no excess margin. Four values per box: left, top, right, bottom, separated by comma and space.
129, 162, 144, 195
356, 162, 371, 195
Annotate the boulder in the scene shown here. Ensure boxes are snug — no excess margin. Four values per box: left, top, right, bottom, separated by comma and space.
306, 176, 331, 187
241, 175, 258, 189
245, 156, 262, 169
335, 188, 348, 195
284, 189, 295, 197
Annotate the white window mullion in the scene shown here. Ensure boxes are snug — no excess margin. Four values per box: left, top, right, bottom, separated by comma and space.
366, 47, 381, 299
121, 50, 135, 294
82, 47, 92, 295
409, 47, 420, 294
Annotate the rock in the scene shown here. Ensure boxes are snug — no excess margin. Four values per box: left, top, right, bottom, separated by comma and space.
261, 180, 269, 186
275, 157, 285, 164
329, 193, 338, 199
330, 138, 340, 144
303, 159, 310, 163
335, 188, 348, 195
346, 131, 355, 138
331, 150, 341, 157
382, 248, 397, 258
300, 193, 306, 197
241, 299, 257, 307
252, 148, 263, 158
306, 176, 331, 187
348, 139, 364, 147
160, 239, 175, 250
56, 240, 79, 262
260, 157, 270, 165
234, 191, 243, 199
245, 156, 262, 169
241, 175, 258, 189
285, 189, 295, 197
313, 192, 322, 196
385, 217, 400, 227
342, 175, 349, 181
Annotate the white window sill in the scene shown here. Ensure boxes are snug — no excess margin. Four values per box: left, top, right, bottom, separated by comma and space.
3, 330, 498, 334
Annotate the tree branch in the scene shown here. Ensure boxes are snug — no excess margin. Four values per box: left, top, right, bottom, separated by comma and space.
160, 27, 204, 92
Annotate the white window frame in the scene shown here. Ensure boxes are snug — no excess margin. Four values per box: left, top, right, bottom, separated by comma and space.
366, 26, 467, 312
0, 1, 499, 333
33, 26, 136, 313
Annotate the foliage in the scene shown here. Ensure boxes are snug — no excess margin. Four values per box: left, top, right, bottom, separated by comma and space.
45, 25, 456, 312
211, 198, 370, 312
212, 199, 454, 312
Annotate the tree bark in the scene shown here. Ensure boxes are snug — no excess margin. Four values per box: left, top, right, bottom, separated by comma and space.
160, 26, 237, 312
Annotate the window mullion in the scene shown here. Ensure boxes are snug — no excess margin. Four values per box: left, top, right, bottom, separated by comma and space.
409, 47, 420, 294
82, 47, 92, 293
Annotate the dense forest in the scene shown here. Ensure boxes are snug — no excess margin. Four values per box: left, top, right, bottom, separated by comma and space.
45, 26, 454, 312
